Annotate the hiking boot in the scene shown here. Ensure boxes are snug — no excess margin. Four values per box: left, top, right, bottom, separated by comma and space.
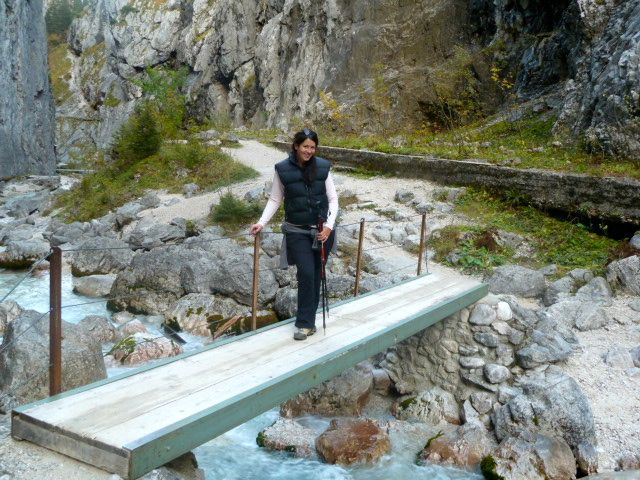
293, 327, 317, 341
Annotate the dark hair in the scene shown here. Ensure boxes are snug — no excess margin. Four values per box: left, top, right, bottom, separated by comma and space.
291, 128, 319, 153
291, 128, 319, 185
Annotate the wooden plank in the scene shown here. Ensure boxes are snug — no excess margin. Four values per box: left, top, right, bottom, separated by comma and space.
81, 278, 471, 442
20, 274, 452, 430
11, 412, 130, 477
125, 283, 488, 478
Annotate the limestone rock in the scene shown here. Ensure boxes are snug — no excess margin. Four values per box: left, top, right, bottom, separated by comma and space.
78, 315, 119, 343
69, 237, 135, 277
487, 265, 545, 298
419, 423, 496, 468
607, 256, 640, 295
0, 310, 106, 410
0, 0, 56, 179
490, 430, 577, 480
392, 387, 461, 425
281, 362, 373, 417
165, 293, 250, 337
315, 418, 390, 465
493, 366, 596, 460
0, 301, 22, 336
106, 332, 182, 366
257, 418, 316, 458
72, 274, 116, 297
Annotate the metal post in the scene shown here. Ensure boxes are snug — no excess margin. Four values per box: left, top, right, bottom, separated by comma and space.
417, 213, 427, 276
49, 246, 62, 396
251, 231, 261, 331
353, 218, 365, 297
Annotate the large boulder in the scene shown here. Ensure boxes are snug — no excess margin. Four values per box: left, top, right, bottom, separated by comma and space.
0, 300, 23, 336
68, 236, 135, 276
281, 362, 373, 417
487, 429, 577, 480
315, 418, 391, 465
493, 366, 596, 468
607, 255, 640, 295
108, 246, 214, 314
4, 191, 52, 218
0, 239, 50, 268
487, 265, 546, 298
0, 310, 106, 411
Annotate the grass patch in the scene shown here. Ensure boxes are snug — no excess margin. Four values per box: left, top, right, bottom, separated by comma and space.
320, 114, 640, 180
449, 188, 622, 276
48, 39, 73, 104
55, 142, 257, 222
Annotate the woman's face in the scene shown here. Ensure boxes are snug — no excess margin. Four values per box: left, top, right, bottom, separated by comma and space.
295, 138, 317, 164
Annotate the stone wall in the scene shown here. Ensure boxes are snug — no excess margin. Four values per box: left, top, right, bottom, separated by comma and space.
0, 0, 56, 179
273, 142, 640, 226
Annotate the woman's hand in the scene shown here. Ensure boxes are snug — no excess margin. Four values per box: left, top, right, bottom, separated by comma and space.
250, 223, 263, 236
318, 226, 332, 243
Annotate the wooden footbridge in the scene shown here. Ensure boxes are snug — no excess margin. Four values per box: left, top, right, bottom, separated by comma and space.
11, 273, 486, 479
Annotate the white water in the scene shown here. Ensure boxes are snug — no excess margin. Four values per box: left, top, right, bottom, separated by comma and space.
1, 269, 481, 479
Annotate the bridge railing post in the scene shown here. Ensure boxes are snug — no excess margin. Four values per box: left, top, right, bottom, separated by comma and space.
353, 218, 365, 297
251, 231, 261, 331
49, 246, 62, 396
417, 213, 427, 276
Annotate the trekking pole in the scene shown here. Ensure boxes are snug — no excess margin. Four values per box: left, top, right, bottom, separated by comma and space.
318, 218, 329, 334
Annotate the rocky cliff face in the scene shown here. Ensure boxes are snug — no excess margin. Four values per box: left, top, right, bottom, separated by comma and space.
52, 0, 640, 161
0, 0, 56, 179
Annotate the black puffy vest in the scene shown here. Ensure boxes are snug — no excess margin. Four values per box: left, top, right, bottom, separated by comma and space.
275, 154, 331, 225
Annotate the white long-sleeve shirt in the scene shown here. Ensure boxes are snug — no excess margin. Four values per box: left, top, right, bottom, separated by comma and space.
257, 171, 339, 229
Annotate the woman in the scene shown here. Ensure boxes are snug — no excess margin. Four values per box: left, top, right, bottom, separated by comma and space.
250, 128, 338, 340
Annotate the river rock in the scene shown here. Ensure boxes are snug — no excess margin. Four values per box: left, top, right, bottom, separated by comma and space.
489, 429, 577, 480
315, 418, 390, 465
418, 423, 496, 469
257, 418, 316, 458
165, 293, 250, 337
4, 191, 52, 218
108, 245, 216, 314
392, 387, 461, 425
119, 320, 148, 336
106, 332, 182, 366
0, 239, 50, 268
281, 362, 373, 417
493, 366, 596, 464
126, 222, 186, 249
487, 265, 546, 298
78, 315, 119, 343
0, 310, 106, 411
0, 300, 22, 336
72, 274, 116, 297
607, 255, 640, 295
68, 236, 135, 276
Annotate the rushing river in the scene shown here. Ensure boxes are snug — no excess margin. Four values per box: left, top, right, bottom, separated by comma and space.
1, 268, 481, 480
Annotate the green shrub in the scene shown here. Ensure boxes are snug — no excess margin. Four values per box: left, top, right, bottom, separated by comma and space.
209, 192, 263, 233
112, 101, 161, 168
